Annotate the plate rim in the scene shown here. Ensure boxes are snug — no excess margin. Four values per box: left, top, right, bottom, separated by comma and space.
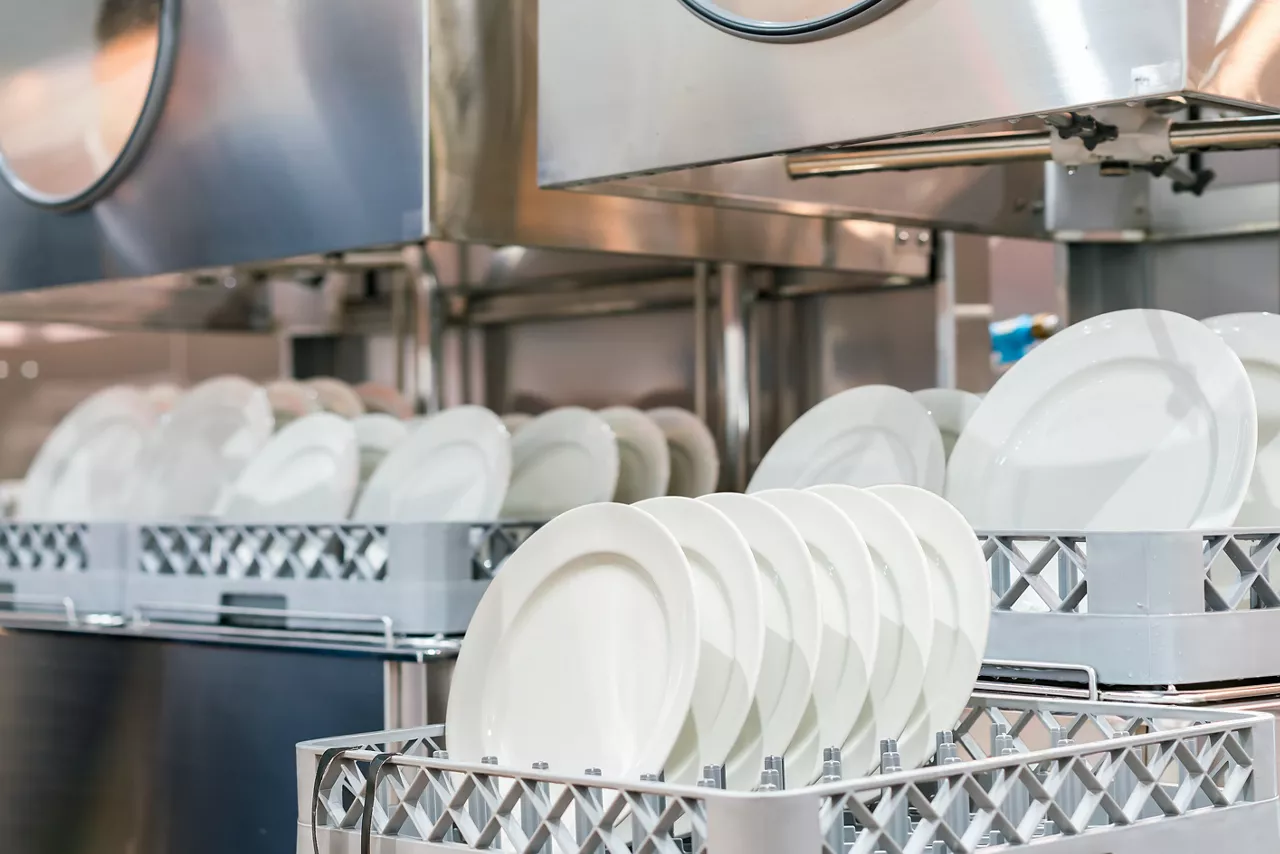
946, 308, 1257, 530
444, 502, 702, 778
747, 385, 945, 495
633, 495, 765, 787
353, 405, 510, 522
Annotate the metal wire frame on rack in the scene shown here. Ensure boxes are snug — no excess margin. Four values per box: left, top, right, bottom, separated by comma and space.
299, 695, 1279, 854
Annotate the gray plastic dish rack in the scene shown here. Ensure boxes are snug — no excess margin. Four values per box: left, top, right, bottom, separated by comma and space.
982, 530, 1280, 688
297, 694, 1280, 854
9, 521, 1280, 686
0, 522, 127, 619
0, 519, 538, 635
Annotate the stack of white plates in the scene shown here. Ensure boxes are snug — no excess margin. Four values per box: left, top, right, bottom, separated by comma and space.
445, 488, 989, 784
500, 405, 719, 519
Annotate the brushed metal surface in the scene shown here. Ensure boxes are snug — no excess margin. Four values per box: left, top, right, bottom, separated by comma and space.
0, 0, 926, 294
426, 0, 929, 274
0, 0, 425, 290
0, 630, 384, 854
0, 0, 173, 208
538, 0, 1280, 186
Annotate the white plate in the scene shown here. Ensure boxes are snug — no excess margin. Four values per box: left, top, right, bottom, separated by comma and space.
599, 406, 670, 502
353, 406, 510, 522
807, 484, 933, 775
748, 386, 945, 495
946, 309, 1257, 529
646, 407, 720, 496
265, 380, 321, 427
753, 489, 879, 784
501, 413, 534, 434
352, 413, 410, 491
130, 376, 275, 520
355, 382, 413, 419
634, 497, 764, 788
1205, 313, 1280, 526
144, 382, 182, 415
216, 413, 360, 522
501, 407, 619, 520
305, 377, 366, 418
445, 503, 700, 779
698, 493, 819, 767
912, 388, 983, 460
22, 386, 156, 520
869, 485, 989, 771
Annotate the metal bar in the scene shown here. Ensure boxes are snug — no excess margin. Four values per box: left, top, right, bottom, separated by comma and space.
1168, 116, 1280, 152
935, 231, 957, 389
787, 116, 1280, 178
787, 130, 1052, 177
719, 263, 750, 491
402, 242, 443, 415
693, 261, 710, 422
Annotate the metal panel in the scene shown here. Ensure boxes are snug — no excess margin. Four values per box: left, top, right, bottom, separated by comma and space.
0, 630, 385, 854
0, 0, 426, 290
580, 155, 1049, 236
1067, 235, 1280, 320
538, 0, 1192, 185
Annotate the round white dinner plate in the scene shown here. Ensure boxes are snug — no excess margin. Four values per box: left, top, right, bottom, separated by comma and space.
1205, 313, 1280, 526
131, 376, 275, 520
355, 382, 413, 420
501, 407, 619, 520
870, 485, 989, 771
445, 503, 701, 779
748, 386, 945, 495
646, 407, 720, 497
698, 493, 819, 768
22, 385, 156, 520
599, 406, 670, 503
807, 484, 934, 775
912, 388, 983, 460
354, 406, 510, 522
352, 413, 410, 491
946, 309, 1257, 530
501, 413, 534, 434
754, 489, 878, 784
305, 377, 366, 418
216, 413, 359, 522
634, 497, 764, 788
265, 380, 321, 427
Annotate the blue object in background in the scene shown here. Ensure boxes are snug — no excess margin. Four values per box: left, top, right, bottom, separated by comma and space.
990, 313, 1060, 366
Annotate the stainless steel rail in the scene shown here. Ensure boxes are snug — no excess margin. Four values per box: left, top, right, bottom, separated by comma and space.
787, 115, 1280, 177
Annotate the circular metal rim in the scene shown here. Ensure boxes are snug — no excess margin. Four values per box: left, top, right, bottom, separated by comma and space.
676, 0, 907, 42
0, 0, 180, 212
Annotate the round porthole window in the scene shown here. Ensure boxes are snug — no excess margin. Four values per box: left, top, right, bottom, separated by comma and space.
677, 0, 907, 41
0, 0, 177, 210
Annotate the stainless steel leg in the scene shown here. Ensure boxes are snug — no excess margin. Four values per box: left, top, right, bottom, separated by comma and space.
402, 242, 444, 415
719, 262, 750, 491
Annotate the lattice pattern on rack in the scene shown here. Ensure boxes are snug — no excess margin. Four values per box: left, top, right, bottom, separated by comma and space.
306, 700, 1262, 854
138, 524, 389, 580
314, 729, 703, 854
981, 536, 1088, 613
1203, 533, 1280, 612
470, 522, 540, 581
0, 523, 88, 572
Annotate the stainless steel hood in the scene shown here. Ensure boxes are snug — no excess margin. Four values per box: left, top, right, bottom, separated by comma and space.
537, 0, 1280, 238
0, 0, 929, 296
